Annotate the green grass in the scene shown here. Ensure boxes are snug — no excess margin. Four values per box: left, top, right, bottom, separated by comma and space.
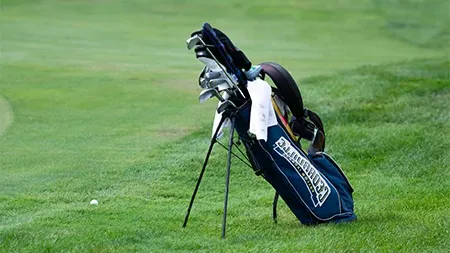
0, 0, 449, 252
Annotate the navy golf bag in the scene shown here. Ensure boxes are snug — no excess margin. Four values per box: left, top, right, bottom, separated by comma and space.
233, 99, 356, 224
255, 62, 357, 224
183, 23, 356, 237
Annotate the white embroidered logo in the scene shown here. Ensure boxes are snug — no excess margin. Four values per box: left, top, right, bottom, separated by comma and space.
273, 137, 331, 207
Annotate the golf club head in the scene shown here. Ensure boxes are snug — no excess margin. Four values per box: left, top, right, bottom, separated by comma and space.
204, 71, 221, 80
208, 78, 229, 87
217, 100, 237, 114
186, 35, 202, 50
200, 67, 224, 88
216, 82, 233, 92
199, 88, 224, 103
199, 76, 208, 89
198, 57, 223, 72
200, 75, 233, 93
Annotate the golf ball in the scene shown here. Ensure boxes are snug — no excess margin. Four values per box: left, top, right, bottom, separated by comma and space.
90, 199, 99, 205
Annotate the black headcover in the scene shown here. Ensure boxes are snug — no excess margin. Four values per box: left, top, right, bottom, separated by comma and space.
191, 28, 252, 72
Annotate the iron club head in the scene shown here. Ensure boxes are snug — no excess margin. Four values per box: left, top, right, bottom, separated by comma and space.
199, 88, 224, 103
217, 100, 237, 114
204, 71, 221, 80
186, 35, 202, 50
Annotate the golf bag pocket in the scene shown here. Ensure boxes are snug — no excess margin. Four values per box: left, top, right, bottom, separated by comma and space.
234, 103, 356, 224
308, 153, 356, 221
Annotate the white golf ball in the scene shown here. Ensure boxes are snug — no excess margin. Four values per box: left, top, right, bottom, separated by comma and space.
90, 199, 99, 205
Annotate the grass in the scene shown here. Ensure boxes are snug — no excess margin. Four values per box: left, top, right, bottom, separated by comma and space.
0, 0, 449, 252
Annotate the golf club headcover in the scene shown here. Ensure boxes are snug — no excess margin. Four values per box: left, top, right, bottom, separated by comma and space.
190, 26, 252, 73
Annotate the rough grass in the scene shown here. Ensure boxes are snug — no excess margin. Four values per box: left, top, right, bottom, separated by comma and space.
3, 58, 448, 252
0, 0, 449, 252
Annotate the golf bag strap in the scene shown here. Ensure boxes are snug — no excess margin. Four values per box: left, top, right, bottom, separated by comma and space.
260, 62, 304, 118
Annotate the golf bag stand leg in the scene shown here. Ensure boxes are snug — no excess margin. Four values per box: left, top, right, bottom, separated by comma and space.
273, 192, 279, 223
182, 116, 227, 228
222, 117, 235, 239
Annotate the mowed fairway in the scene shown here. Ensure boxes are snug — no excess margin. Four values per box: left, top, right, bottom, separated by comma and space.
1, 0, 449, 252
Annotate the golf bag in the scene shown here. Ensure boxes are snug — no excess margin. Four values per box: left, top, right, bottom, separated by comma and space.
232, 99, 356, 224
183, 23, 356, 233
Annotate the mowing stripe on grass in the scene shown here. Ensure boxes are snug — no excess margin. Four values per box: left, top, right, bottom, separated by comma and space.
0, 95, 14, 136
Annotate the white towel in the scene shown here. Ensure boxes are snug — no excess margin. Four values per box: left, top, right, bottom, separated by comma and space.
211, 108, 229, 139
247, 79, 278, 141
211, 79, 277, 141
